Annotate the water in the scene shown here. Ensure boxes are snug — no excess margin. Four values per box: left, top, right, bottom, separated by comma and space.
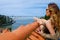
10, 17, 40, 30
12, 18, 34, 30
1, 16, 40, 30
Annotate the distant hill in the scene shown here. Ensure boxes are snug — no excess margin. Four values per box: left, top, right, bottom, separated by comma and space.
0, 15, 15, 26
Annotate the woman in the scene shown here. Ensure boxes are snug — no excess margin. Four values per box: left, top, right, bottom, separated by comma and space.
34, 3, 60, 40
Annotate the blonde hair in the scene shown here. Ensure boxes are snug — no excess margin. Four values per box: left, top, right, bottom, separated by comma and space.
48, 3, 60, 31
49, 7, 60, 31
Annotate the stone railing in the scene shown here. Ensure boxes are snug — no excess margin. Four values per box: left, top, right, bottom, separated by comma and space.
0, 22, 45, 40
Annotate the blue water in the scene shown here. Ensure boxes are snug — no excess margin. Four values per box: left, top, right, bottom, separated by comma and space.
12, 18, 34, 30
2, 17, 40, 30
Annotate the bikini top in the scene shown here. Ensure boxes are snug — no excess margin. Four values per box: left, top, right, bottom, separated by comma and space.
43, 25, 57, 34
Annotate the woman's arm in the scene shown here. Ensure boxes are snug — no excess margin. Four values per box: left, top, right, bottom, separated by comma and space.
33, 17, 46, 25
34, 17, 57, 39
34, 17, 55, 36
45, 20, 55, 36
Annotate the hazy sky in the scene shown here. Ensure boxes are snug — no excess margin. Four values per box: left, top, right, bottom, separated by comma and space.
0, 0, 60, 16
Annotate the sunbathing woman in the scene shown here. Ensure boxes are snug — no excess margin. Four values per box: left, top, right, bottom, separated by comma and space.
34, 3, 60, 40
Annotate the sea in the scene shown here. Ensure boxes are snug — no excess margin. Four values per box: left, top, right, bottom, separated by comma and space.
3, 16, 40, 31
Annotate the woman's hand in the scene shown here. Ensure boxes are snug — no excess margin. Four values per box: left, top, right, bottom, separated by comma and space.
33, 17, 46, 25
33, 17, 43, 24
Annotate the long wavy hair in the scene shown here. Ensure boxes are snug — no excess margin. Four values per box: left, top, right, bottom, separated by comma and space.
48, 3, 60, 31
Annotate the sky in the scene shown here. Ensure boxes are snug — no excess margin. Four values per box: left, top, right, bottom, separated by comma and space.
0, 0, 60, 17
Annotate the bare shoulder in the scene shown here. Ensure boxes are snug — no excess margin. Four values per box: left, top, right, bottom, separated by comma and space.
41, 19, 47, 23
